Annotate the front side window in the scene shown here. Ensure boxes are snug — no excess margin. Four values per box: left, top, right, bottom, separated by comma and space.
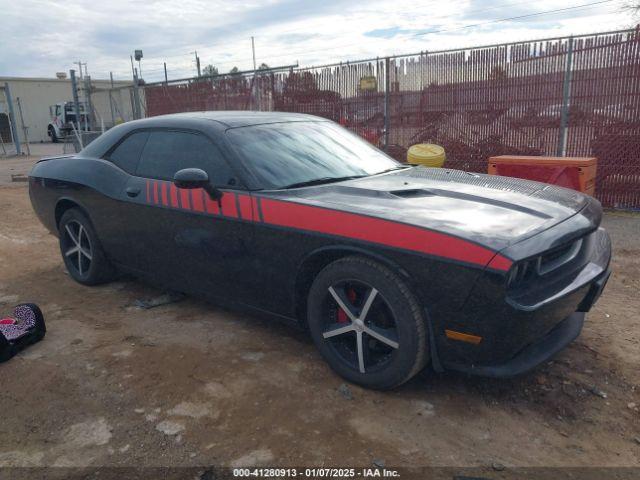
136, 130, 236, 186
225, 121, 400, 190
106, 131, 149, 174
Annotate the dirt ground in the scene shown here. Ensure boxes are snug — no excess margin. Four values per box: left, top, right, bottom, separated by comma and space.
0, 147, 639, 476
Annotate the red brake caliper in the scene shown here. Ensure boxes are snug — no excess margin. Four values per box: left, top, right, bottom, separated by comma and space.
337, 288, 357, 323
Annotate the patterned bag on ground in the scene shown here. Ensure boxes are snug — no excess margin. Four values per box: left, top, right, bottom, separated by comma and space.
0, 304, 46, 362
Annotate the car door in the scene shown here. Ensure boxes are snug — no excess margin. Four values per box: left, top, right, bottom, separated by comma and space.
97, 129, 152, 269
119, 129, 256, 302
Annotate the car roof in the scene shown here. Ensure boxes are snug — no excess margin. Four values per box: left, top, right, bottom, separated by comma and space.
78, 111, 330, 160
139, 111, 327, 128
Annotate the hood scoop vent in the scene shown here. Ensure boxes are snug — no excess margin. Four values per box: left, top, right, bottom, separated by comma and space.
390, 188, 435, 198
389, 186, 552, 219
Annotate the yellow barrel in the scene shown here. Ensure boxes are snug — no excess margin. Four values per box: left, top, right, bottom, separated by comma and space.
407, 143, 445, 167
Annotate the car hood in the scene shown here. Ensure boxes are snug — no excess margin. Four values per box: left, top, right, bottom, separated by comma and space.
268, 167, 591, 252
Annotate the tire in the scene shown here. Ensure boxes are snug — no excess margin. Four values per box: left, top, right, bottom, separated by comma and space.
307, 256, 429, 390
48, 126, 58, 143
58, 208, 116, 285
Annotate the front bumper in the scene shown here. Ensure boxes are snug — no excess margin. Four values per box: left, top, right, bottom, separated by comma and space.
443, 267, 609, 377
450, 311, 584, 377
438, 227, 611, 377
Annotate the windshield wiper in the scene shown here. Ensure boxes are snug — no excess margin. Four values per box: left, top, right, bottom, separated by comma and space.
281, 175, 368, 189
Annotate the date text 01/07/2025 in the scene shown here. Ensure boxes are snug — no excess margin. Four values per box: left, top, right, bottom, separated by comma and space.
232, 467, 401, 478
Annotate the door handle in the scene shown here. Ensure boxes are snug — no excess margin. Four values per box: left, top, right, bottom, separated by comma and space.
126, 187, 141, 198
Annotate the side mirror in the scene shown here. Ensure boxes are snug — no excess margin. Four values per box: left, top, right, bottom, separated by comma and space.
173, 168, 223, 200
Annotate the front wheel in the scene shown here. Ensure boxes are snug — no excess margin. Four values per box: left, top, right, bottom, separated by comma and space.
307, 256, 429, 390
58, 208, 116, 285
48, 126, 58, 143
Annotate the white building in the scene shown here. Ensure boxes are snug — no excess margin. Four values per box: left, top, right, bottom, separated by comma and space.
0, 76, 134, 144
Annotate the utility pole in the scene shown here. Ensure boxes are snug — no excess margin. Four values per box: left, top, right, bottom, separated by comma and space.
132, 68, 142, 120
74, 61, 87, 79
130, 55, 136, 78
250, 37, 259, 110
164, 62, 168, 84
193, 51, 201, 77
130, 56, 141, 120
251, 36, 257, 71
70, 69, 82, 145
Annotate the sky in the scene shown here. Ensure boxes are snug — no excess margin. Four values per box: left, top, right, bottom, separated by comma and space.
0, 0, 635, 82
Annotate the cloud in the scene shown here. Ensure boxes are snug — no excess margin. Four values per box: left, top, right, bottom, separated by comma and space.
365, 27, 409, 39
0, 0, 629, 82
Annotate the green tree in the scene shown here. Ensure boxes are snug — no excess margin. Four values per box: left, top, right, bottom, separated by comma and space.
229, 66, 240, 74
283, 71, 317, 94
202, 64, 218, 76
258, 62, 270, 70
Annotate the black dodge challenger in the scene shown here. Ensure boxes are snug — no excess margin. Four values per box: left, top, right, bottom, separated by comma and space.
29, 112, 611, 389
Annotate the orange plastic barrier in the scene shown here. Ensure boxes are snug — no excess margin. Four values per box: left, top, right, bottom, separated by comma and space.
488, 156, 597, 196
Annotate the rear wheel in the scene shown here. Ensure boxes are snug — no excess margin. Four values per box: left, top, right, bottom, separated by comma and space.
58, 209, 116, 285
307, 256, 428, 390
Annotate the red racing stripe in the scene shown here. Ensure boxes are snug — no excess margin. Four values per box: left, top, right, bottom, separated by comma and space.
170, 183, 179, 208
252, 197, 261, 221
237, 194, 253, 220
260, 198, 510, 270
220, 192, 238, 218
161, 182, 168, 206
180, 188, 191, 210
204, 192, 220, 215
146, 180, 150, 203
153, 181, 159, 205
487, 253, 513, 271
191, 189, 204, 212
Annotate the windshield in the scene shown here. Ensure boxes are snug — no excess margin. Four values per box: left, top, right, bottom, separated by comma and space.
225, 121, 400, 189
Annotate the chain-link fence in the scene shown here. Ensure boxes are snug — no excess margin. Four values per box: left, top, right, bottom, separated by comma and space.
386, 29, 640, 209
92, 27, 640, 209
89, 84, 138, 128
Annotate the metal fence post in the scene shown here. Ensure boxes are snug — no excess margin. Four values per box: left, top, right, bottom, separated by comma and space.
108, 72, 116, 126
557, 36, 574, 156
3, 83, 21, 155
132, 71, 142, 120
384, 57, 390, 151
84, 75, 94, 130
16, 97, 30, 156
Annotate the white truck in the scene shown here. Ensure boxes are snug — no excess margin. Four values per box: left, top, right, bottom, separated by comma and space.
47, 102, 90, 143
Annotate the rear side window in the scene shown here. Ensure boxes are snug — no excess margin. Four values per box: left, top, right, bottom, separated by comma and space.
106, 131, 149, 173
136, 130, 236, 186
